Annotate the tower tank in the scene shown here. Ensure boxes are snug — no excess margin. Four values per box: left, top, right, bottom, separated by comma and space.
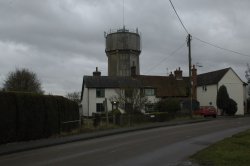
105, 27, 141, 76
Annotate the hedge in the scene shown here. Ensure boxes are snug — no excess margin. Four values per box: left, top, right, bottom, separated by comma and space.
0, 92, 79, 144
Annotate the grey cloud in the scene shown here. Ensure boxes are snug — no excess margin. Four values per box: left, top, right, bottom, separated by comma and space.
0, 0, 250, 94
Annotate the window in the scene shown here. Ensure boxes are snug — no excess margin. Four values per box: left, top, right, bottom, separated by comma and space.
144, 88, 155, 96
125, 89, 133, 98
96, 103, 104, 112
96, 88, 105, 98
145, 104, 155, 113
202, 85, 207, 92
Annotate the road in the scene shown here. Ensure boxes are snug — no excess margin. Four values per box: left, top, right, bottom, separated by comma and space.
1, 117, 250, 166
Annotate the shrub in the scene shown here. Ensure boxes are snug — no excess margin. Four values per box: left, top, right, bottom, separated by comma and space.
156, 98, 180, 116
0, 92, 17, 143
217, 85, 230, 115
225, 98, 237, 115
0, 92, 79, 144
93, 113, 101, 127
151, 112, 170, 122
111, 109, 121, 115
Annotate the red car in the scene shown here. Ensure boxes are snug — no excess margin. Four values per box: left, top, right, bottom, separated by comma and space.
194, 106, 217, 118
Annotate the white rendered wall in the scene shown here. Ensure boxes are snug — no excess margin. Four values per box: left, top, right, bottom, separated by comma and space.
197, 69, 246, 115
81, 86, 161, 116
146, 96, 159, 103
219, 69, 245, 115
197, 84, 218, 109
82, 88, 120, 117
81, 85, 89, 116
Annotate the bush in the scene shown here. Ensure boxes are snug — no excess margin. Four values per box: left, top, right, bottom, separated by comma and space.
110, 109, 122, 125
151, 112, 170, 122
0, 92, 79, 144
247, 98, 250, 113
15, 93, 46, 141
0, 92, 17, 143
217, 85, 229, 115
181, 99, 200, 111
156, 98, 180, 116
43, 96, 60, 137
92, 113, 101, 127
225, 98, 237, 115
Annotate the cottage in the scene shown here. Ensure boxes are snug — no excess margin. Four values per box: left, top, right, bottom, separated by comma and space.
197, 68, 247, 115
80, 67, 193, 117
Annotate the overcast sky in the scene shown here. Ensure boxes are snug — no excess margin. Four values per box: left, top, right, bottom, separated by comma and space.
1, 0, 250, 95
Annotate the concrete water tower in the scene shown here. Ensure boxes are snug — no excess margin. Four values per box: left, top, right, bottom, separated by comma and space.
105, 27, 141, 76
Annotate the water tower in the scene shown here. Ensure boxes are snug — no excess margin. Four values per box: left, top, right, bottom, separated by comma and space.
105, 27, 141, 76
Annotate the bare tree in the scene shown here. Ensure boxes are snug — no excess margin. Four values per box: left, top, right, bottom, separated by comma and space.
245, 64, 250, 96
245, 63, 250, 82
110, 87, 149, 114
65, 91, 81, 103
3, 68, 43, 94
110, 87, 149, 126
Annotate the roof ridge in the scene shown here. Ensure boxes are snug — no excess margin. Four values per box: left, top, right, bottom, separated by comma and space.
198, 68, 230, 76
197, 68, 231, 86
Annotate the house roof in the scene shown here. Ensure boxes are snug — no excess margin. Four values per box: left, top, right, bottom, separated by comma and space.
137, 75, 187, 97
197, 68, 230, 86
84, 76, 142, 88
82, 75, 188, 98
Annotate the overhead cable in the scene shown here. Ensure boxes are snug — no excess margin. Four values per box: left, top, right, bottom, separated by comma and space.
169, 0, 189, 34
145, 42, 186, 74
193, 36, 250, 58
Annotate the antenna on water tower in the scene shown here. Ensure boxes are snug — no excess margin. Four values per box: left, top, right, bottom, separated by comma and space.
123, 0, 125, 28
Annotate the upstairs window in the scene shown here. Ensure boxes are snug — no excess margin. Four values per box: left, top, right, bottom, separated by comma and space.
144, 88, 155, 96
96, 88, 105, 98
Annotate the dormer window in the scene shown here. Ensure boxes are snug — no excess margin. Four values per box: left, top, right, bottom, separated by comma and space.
145, 88, 155, 96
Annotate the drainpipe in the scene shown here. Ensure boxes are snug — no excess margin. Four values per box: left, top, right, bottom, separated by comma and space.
216, 83, 219, 114
88, 88, 89, 117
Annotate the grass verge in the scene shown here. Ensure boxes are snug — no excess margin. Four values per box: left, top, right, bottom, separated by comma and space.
190, 129, 250, 166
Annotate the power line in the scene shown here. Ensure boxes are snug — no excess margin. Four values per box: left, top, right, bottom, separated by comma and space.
169, 0, 189, 34
193, 36, 250, 58
144, 42, 186, 74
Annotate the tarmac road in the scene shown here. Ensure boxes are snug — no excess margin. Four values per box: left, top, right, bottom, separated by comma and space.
0, 117, 250, 166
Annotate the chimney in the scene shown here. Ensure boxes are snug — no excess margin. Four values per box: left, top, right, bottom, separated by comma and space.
169, 72, 174, 78
93, 67, 101, 76
131, 66, 136, 77
174, 67, 183, 80
192, 65, 197, 100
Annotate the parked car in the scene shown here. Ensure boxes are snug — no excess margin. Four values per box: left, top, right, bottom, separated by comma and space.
193, 106, 217, 118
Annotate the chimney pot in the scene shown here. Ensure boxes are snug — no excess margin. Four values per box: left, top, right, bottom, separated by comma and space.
174, 68, 183, 80
93, 67, 101, 76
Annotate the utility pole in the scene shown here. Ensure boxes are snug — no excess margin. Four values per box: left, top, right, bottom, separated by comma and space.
187, 34, 193, 117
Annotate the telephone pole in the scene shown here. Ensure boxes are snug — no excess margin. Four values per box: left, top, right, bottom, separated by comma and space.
187, 34, 192, 117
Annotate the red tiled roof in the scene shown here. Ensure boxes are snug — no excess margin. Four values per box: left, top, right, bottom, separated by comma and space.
82, 75, 188, 98
137, 75, 187, 97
